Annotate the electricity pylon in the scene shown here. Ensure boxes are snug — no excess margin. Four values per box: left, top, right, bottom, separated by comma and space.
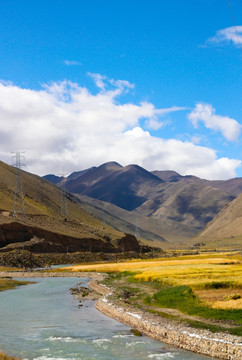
11, 151, 25, 220
59, 175, 68, 217
135, 216, 142, 253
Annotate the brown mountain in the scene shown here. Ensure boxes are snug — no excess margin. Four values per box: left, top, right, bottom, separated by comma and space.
0, 161, 141, 253
152, 171, 242, 196
64, 162, 162, 211
45, 162, 239, 243
208, 178, 242, 197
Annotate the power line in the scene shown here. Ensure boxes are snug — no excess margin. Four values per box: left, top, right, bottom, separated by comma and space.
11, 151, 26, 220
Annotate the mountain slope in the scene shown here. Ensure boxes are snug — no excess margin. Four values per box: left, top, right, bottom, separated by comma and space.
194, 193, 242, 248
77, 194, 197, 244
134, 181, 234, 230
0, 161, 141, 253
75, 194, 168, 244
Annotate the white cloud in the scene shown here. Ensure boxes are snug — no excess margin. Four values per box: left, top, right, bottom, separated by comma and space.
188, 103, 241, 142
0, 77, 241, 180
64, 60, 82, 66
206, 26, 242, 47
145, 106, 187, 130
87, 73, 107, 91
125, 127, 150, 137
87, 72, 135, 95
190, 136, 201, 145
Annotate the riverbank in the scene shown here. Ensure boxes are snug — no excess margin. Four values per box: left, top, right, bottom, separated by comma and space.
89, 279, 242, 360
0, 271, 104, 279
1, 270, 241, 359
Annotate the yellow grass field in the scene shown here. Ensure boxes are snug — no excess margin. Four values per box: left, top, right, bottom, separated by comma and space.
65, 253, 242, 309
0, 352, 20, 360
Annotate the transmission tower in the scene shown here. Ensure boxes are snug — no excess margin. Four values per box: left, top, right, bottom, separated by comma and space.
59, 175, 68, 217
11, 151, 25, 220
135, 216, 142, 254
135, 216, 139, 239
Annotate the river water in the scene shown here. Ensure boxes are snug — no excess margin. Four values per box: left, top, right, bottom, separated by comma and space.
0, 277, 212, 360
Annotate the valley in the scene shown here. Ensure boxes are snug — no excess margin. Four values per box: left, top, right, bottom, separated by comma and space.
0, 159, 242, 256
44, 161, 242, 249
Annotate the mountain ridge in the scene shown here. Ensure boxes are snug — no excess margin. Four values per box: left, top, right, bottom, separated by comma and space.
44, 162, 241, 243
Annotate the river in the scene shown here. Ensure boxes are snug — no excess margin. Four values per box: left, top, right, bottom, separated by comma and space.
0, 277, 212, 360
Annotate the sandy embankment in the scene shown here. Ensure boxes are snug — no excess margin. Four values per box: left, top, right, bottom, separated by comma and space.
1, 271, 241, 359
0, 271, 104, 279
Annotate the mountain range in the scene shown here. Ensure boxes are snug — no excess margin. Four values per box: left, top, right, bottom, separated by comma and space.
0, 159, 241, 253
44, 162, 241, 246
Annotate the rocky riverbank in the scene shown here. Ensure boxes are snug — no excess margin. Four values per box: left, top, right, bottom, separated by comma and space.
90, 280, 242, 360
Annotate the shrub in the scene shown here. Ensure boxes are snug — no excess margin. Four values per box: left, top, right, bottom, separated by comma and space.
201, 281, 239, 290
225, 294, 241, 301
130, 329, 142, 336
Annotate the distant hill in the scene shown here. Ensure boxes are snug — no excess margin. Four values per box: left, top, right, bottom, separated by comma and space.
194, 193, 242, 248
208, 178, 242, 197
64, 162, 161, 211
152, 170, 198, 182
44, 162, 241, 243
0, 161, 141, 253
152, 171, 242, 196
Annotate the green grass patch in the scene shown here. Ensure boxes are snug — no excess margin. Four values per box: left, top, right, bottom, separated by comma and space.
183, 320, 242, 336
146, 305, 242, 336
152, 285, 242, 325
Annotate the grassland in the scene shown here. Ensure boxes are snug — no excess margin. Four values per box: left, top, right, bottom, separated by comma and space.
65, 253, 242, 292
0, 353, 20, 360
64, 253, 242, 335
0, 278, 33, 292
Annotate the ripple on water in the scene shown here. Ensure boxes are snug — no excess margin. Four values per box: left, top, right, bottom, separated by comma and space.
92, 338, 111, 345
148, 353, 176, 359
33, 357, 76, 360
48, 335, 87, 343
113, 334, 133, 338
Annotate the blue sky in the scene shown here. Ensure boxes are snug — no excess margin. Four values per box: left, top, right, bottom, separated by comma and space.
0, 0, 241, 179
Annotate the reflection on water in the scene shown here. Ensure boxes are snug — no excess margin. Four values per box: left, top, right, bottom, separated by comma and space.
0, 277, 211, 360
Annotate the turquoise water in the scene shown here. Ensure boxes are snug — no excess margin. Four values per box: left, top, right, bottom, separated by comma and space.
0, 277, 212, 360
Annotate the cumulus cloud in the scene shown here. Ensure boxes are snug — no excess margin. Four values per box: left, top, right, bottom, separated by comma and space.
188, 103, 241, 142
206, 26, 242, 47
0, 77, 241, 180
